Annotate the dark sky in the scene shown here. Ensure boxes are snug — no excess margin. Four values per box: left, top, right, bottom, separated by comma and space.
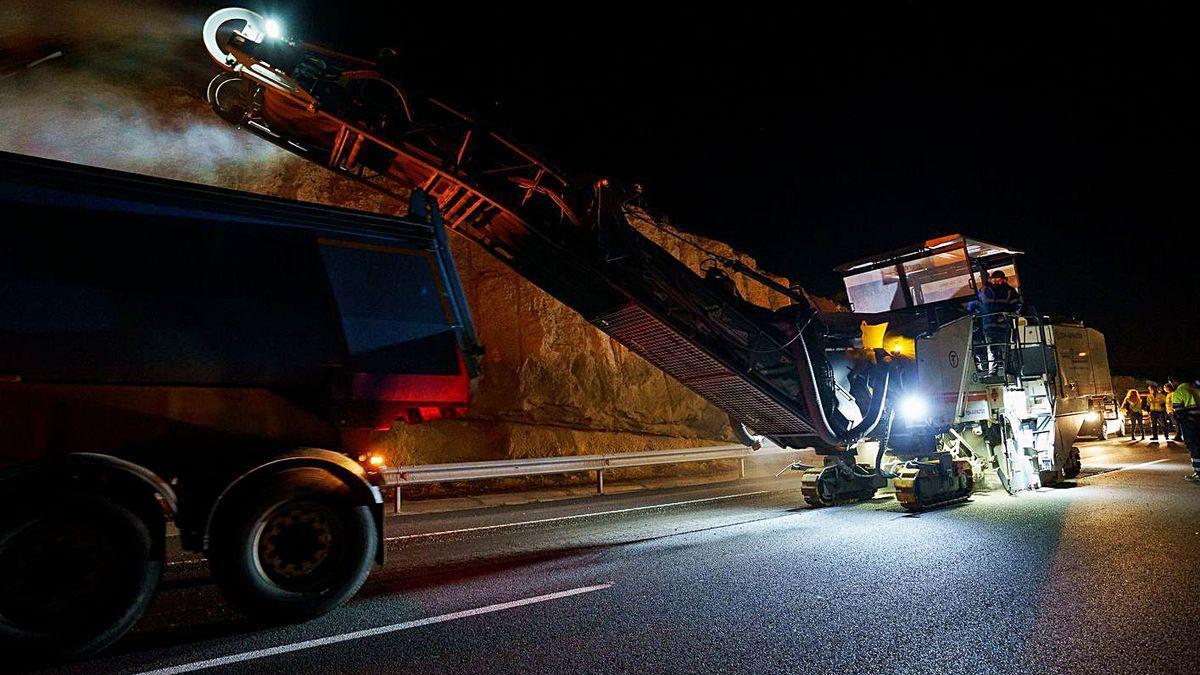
246, 2, 1192, 378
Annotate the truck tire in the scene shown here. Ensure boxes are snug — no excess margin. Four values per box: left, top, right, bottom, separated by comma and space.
1063, 446, 1082, 479
208, 468, 376, 624
0, 494, 161, 662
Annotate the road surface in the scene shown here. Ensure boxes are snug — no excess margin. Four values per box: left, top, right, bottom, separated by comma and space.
34, 439, 1200, 675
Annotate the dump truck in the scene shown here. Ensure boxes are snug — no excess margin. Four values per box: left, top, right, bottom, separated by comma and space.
0, 151, 480, 659
1050, 326, 1120, 441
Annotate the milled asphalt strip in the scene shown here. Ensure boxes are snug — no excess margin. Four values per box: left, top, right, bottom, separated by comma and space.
382, 489, 773, 541
133, 583, 614, 675
1083, 457, 1170, 478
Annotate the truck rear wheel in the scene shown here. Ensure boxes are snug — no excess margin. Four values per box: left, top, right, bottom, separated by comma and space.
208, 468, 376, 624
1063, 446, 1082, 479
0, 494, 160, 662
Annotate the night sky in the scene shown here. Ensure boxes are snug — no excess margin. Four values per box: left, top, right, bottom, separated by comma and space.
227, 3, 1192, 378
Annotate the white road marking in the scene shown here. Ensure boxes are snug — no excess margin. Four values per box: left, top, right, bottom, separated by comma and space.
26, 51, 63, 68
384, 490, 772, 541
160, 489, 780, 568
135, 583, 613, 675
1086, 458, 1170, 478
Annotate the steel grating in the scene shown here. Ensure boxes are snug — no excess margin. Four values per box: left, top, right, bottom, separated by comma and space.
594, 304, 816, 435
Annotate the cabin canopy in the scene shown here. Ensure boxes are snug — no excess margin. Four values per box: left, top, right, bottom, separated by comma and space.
835, 234, 1023, 314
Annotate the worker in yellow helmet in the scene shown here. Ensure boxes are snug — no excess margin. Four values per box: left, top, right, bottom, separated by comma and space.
1167, 375, 1200, 483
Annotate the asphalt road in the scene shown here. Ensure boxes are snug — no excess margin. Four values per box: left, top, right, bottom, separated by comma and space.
34, 439, 1200, 675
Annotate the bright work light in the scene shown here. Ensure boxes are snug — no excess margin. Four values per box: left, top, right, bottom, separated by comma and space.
899, 394, 929, 422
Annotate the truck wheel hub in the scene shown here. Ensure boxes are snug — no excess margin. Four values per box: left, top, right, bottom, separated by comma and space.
256, 502, 337, 586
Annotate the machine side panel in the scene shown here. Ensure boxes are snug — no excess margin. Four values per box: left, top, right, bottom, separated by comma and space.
916, 317, 987, 425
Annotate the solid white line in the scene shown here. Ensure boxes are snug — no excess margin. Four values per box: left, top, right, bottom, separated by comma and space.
135, 583, 613, 675
26, 51, 63, 68
384, 490, 772, 542
161, 489, 778, 568
1087, 457, 1170, 478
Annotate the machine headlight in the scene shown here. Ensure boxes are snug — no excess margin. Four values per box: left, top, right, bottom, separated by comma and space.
264, 18, 283, 39
899, 395, 929, 423
1085, 411, 1100, 422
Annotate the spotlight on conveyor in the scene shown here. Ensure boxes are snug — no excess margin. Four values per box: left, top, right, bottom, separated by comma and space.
203, 7, 281, 67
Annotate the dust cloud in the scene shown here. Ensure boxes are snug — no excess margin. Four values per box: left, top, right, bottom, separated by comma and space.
0, 1, 748, 466
0, 0, 288, 183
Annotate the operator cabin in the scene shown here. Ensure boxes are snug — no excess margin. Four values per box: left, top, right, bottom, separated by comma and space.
835, 234, 1023, 316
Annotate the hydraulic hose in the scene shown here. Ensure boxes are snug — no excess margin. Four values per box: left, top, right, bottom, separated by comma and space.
852, 361, 892, 442
876, 410, 897, 477
792, 324, 892, 447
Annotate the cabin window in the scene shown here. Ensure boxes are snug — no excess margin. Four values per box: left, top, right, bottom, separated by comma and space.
843, 266, 906, 313
901, 248, 974, 305
319, 243, 459, 374
979, 263, 1021, 293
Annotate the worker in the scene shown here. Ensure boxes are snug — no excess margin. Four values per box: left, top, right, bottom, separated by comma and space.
1166, 375, 1200, 483
973, 270, 1023, 373
1164, 383, 1182, 441
976, 270, 1023, 318
1122, 388, 1145, 441
1146, 384, 1168, 441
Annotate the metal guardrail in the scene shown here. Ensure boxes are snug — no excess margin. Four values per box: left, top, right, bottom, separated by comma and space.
381, 443, 804, 512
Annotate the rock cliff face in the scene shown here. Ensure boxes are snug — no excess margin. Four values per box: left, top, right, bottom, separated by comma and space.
0, 1, 836, 469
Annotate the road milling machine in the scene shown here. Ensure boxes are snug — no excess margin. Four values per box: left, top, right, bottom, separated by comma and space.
199, 9, 1112, 512
826, 236, 1113, 509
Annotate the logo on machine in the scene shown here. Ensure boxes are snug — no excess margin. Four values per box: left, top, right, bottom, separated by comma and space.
948, 350, 959, 369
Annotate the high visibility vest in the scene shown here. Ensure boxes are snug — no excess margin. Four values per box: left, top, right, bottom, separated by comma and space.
1170, 383, 1199, 409
1146, 393, 1167, 412
1124, 395, 1144, 414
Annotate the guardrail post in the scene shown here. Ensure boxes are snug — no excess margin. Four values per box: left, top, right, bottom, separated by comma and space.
596, 469, 605, 495
395, 486, 402, 513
